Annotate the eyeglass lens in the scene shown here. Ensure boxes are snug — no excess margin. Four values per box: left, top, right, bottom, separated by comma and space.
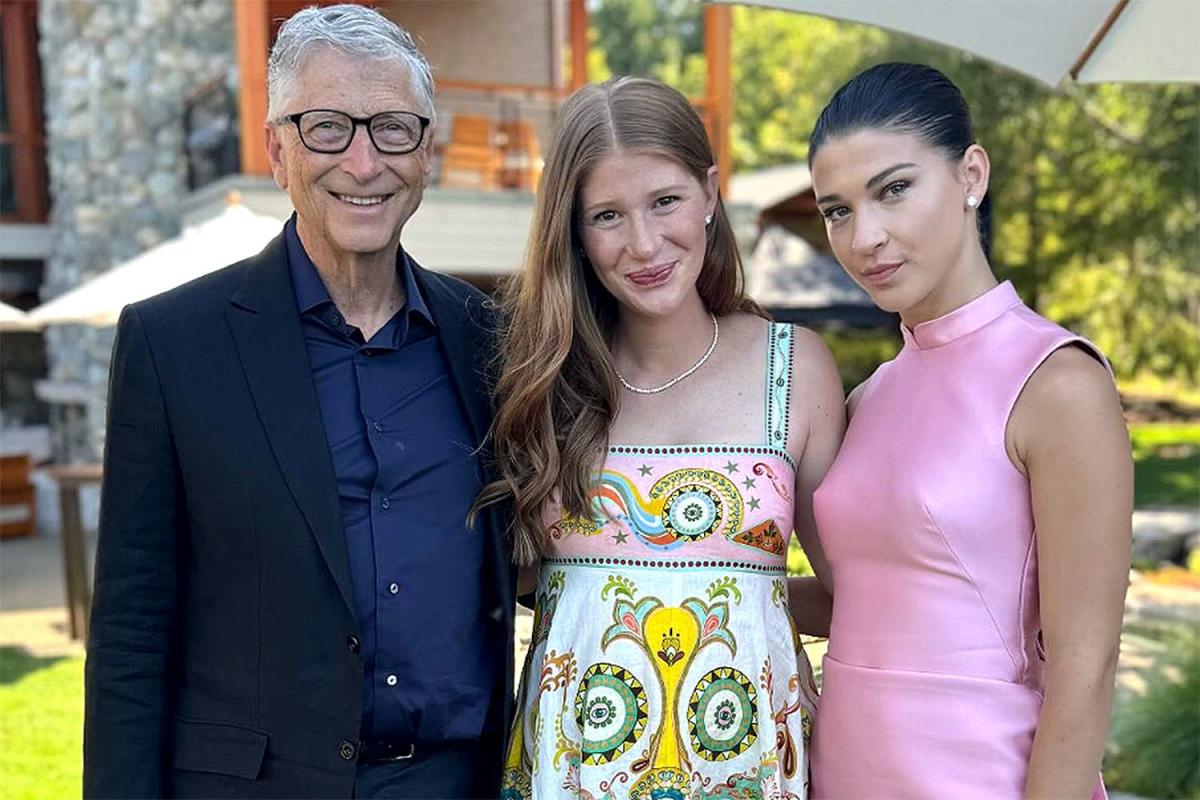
298, 111, 424, 153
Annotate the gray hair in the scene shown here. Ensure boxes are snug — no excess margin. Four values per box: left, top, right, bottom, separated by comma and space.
267, 4, 435, 122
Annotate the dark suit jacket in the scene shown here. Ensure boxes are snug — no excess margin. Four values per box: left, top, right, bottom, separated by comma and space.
83, 232, 515, 799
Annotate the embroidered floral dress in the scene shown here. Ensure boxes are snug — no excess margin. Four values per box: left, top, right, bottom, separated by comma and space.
502, 323, 818, 800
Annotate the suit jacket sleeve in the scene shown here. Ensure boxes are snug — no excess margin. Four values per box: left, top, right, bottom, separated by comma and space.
84, 305, 183, 798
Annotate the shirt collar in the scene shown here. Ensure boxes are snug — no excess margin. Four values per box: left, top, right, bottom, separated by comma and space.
284, 214, 435, 328
900, 280, 1021, 350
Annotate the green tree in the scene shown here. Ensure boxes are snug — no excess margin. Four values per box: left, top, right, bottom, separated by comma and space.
589, 3, 1200, 381
879, 40, 1200, 379
588, 0, 702, 84
728, 8, 884, 170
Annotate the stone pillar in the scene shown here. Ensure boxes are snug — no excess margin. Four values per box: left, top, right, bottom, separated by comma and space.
37, 0, 234, 462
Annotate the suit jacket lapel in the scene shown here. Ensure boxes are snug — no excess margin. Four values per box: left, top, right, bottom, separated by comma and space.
224, 233, 356, 614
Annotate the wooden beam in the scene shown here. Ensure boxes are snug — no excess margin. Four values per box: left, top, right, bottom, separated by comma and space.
436, 78, 567, 100
235, 0, 271, 176
0, 1, 48, 222
704, 5, 732, 195
569, 0, 589, 91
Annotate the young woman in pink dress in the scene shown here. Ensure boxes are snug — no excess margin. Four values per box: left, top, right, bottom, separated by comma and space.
806, 63, 1132, 799
478, 77, 844, 797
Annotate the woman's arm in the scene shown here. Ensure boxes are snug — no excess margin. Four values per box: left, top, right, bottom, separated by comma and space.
788, 576, 833, 638
787, 327, 847, 633
1011, 347, 1132, 799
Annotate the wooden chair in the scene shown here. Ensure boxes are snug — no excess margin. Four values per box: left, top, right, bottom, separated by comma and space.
497, 119, 543, 191
439, 114, 502, 190
0, 453, 37, 538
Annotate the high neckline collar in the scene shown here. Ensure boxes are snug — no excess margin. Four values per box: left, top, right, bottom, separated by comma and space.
900, 281, 1021, 350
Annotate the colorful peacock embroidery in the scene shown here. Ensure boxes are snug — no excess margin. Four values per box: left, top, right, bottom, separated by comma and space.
502, 572, 573, 799
760, 657, 806, 782
574, 662, 648, 765
576, 576, 760, 798
555, 467, 745, 549
687, 666, 759, 761
510, 322, 814, 797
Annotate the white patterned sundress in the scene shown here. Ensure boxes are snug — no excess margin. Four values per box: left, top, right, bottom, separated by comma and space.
502, 322, 818, 800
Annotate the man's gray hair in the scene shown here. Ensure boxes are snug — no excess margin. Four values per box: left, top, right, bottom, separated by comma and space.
267, 4, 435, 122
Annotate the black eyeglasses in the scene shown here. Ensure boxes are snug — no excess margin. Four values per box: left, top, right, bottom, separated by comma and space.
280, 109, 431, 155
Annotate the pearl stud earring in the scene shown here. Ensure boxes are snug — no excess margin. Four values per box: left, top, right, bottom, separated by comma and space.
966, 195, 979, 209
704, 214, 713, 225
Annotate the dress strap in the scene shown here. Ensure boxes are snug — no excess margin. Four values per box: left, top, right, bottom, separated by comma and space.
764, 321, 793, 449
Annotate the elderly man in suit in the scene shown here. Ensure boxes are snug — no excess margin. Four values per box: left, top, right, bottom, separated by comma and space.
83, 6, 514, 798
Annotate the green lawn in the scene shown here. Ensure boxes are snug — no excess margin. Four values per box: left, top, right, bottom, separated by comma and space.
1131, 423, 1200, 508
0, 647, 83, 800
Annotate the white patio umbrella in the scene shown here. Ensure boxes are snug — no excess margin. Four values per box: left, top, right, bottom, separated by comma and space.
712, 0, 1200, 86
0, 301, 35, 331
28, 203, 284, 327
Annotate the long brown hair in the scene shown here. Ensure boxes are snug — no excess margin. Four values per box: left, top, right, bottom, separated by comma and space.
478, 76, 761, 565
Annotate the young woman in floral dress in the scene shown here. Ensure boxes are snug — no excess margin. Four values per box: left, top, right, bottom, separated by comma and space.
480, 77, 844, 798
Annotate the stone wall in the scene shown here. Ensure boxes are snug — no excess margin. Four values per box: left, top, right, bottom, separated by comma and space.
37, 0, 234, 462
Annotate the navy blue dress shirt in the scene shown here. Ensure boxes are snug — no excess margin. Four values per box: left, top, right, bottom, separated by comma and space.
285, 218, 496, 743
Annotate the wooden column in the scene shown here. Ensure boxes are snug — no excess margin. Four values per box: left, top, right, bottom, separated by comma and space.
704, 5, 732, 194
0, 1, 48, 222
235, 0, 271, 176
569, 0, 589, 91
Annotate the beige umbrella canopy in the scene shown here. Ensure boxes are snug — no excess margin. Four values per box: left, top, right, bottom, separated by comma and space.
28, 203, 283, 327
0, 301, 35, 331
713, 0, 1200, 86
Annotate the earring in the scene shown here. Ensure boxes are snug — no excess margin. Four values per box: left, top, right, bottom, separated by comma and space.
704, 214, 713, 225
966, 195, 979, 209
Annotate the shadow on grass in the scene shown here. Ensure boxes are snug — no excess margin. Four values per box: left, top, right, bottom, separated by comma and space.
0, 646, 67, 686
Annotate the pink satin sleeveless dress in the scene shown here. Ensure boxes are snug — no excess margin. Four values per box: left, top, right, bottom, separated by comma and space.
810, 282, 1107, 799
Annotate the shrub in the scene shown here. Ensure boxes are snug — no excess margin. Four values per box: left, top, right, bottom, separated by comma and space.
818, 329, 901, 393
787, 536, 813, 577
1105, 627, 1200, 799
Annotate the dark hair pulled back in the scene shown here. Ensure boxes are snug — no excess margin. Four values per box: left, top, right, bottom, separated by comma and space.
809, 63, 991, 257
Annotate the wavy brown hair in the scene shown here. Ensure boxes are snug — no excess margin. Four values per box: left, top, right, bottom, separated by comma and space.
477, 76, 762, 565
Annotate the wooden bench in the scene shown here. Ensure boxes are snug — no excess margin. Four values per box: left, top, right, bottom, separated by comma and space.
0, 453, 36, 538
497, 119, 543, 191
439, 113, 502, 190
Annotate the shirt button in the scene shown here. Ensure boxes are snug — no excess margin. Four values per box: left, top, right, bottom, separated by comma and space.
346, 634, 360, 653
386, 674, 398, 686
339, 740, 357, 761
380, 497, 390, 510
372, 421, 383, 432
331, 312, 343, 326
388, 582, 399, 595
